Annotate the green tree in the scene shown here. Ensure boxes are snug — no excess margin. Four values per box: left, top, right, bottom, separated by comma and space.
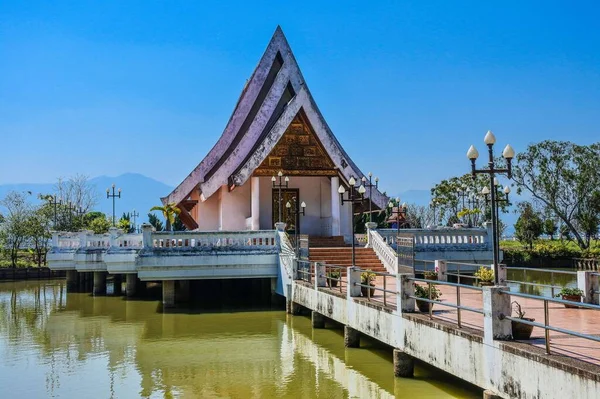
118, 212, 135, 233
430, 173, 508, 227
148, 213, 164, 232
24, 206, 52, 266
543, 219, 558, 240
512, 140, 600, 249
514, 202, 543, 249
171, 214, 187, 232
88, 216, 111, 234
149, 203, 181, 231
0, 191, 32, 267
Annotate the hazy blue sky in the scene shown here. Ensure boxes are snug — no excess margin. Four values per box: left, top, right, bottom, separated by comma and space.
1, 1, 599, 196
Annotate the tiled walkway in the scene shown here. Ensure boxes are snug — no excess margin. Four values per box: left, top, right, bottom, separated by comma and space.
360, 276, 600, 366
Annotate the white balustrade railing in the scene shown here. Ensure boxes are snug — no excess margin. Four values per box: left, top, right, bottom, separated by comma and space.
83, 233, 111, 249
378, 227, 490, 250
54, 232, 81, 249
149, 230, 277, 249
112, 233, 143, 249
368, 229, 398, 273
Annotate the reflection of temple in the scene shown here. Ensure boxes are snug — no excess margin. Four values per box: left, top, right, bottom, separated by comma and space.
163, 26, 386, 239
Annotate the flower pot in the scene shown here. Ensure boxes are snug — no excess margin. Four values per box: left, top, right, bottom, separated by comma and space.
361, 284, 376, 298
478, 281, 494, 287
416, 299, 433, 313
511, 318, 535, 340
328, 278, 338, 288
561, 295, 581, 308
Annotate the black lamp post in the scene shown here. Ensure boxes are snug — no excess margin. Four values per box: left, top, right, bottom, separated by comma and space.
481, 179, 511, 260
131, 209, 140, 233
467, 130, 515, 285
271, 171, 289, 224
286, 200, 306, 254
361, 173, 379, 223
66, 201, 76, 226
47, 195, 62, 227
338, 177, 366, 267
75, 206, 86, 226
429, 199, 439, 227
106, 184, 122, 227
388, 199, 408, 249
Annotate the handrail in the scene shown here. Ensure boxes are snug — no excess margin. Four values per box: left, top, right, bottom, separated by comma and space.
352, 266, 396, 307
369, 230, 398, 273
500, 289, 600, 354
408, 277, 484, 328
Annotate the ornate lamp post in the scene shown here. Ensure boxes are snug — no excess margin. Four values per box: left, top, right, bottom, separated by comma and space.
286, 200, 306, 254
75, 206, 86, 226
457, 185, 470, 224
338, 177, 366, 267
429, 199, 439, 227
467, 130, 515, 284
361, 173, 379, 223
481, 180, 511, 259
131, 209, 140, 233
271, 171, 289, 224
388, 199, 408, 247
47, 195, 62, 227
106, 184, 122, 227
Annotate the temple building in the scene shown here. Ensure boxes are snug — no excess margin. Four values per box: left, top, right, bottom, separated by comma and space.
162, 27, 387, 242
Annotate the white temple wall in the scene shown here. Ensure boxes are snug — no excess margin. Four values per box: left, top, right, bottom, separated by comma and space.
221, 182, 251, 230
197, 191, 219, 230
257, 176, 335, 234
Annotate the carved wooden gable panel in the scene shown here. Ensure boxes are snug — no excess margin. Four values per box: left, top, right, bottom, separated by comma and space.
254, 111, 337, 176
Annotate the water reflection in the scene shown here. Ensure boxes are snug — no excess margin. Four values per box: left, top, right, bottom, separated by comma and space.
0, 280, 480, 398
507, 268, 577, 297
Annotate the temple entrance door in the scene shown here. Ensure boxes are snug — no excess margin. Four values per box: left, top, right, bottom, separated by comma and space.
272, 188, 300, 233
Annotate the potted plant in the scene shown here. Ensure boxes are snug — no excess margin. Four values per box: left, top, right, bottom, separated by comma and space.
327, 271, 341, 288
556, 287, 584, 308
414, 284, 442, 312
511, 301, 535, 340
474, 266, 494, 287
360, 270, 376, 297
423, 271, 437, 281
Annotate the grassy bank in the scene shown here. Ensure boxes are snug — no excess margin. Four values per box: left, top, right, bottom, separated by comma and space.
501, 239, 600, 265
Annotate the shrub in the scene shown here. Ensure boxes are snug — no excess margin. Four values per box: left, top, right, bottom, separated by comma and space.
414, 284, 442, 300
360, 270, 376, 284
556, 287, 584, 297
474, 266, 494, 282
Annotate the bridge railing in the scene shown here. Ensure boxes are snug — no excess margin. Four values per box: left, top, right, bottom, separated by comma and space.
352, 267, 397, 308
501, 289, 600, 355
377, 226, 491, 250
406, 276, 484, 329
52, 232, 81, 249
147, 230, 277, 249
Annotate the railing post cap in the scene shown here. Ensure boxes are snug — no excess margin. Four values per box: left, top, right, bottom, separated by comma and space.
141, 224, 154, 232
274, 222, 286, 232
365, 222, 378, 230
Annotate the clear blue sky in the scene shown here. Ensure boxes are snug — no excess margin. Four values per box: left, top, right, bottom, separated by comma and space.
1, 1, 599, 196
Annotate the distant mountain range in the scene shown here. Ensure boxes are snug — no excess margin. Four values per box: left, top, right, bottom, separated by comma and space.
0, 173, 174, 225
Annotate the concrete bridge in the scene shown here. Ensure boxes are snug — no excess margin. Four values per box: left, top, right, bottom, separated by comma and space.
47, 224, 600, 398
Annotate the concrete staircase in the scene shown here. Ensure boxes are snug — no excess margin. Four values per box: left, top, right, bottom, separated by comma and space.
308, 236, 348, 248
308, 246, 387, 273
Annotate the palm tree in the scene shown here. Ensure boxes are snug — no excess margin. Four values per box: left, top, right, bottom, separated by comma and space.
149, 203, 181, 231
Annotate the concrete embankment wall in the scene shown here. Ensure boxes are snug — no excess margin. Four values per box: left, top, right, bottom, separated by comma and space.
0, 267, 65, 280
292, 282, 600, 399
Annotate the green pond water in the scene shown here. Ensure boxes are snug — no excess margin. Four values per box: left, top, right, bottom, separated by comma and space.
0, 279, 482, 398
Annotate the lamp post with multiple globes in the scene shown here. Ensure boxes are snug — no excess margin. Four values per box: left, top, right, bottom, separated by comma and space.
466, 131, 515, 285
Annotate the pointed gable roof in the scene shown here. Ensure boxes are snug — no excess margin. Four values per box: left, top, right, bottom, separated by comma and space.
163, 26, 387, 209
